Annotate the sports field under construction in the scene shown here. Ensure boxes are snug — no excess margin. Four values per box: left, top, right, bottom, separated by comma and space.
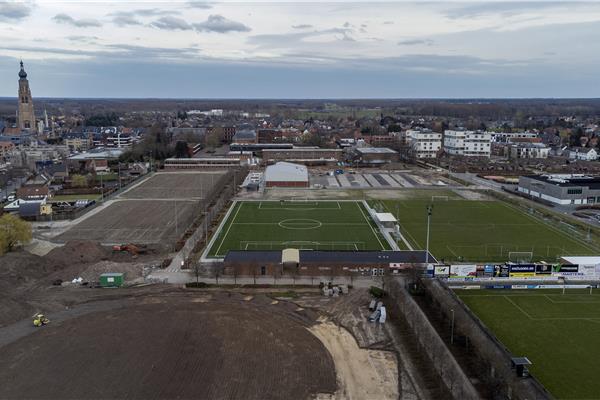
56, 171, 225, 245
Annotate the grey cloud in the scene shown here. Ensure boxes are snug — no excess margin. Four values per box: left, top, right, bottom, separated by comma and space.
248, 28, 353, 49
112, 15, 142, 27
135, 9, 180, 17
0, 43, 200, 61
0, 2, 32, 21
383, 21, 394, 25
52, 13, 102, 28
292, 24, 313, 29
109, 9, 180, 18
66, 35, 100, 43
105, 44, 200, 59
443, 2, 583, 19
151, 16, 193, 30
193, 15, 251, 33
187, 1, 212, 9
398, 39, 434, 46
341, 32, 355, 42
109, 8, 180, 25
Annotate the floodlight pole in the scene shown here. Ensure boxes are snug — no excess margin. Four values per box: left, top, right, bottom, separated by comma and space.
425, 205, 433, 264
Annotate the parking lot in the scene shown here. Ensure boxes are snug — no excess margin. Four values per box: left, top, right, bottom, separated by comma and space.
309, 171, 448, 189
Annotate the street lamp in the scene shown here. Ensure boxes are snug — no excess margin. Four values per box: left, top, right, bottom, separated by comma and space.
425, 204, 433, 264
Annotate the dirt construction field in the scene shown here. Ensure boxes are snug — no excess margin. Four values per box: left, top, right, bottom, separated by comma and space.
56, 199, 196, 244
0, 293, 337, 400
121, 172, 224, 200
55, 171, 227, 245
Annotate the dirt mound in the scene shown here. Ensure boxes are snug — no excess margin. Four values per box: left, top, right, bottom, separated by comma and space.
0, 252, 57, 286
44, 241, 110, 265
76, 260, 145, 283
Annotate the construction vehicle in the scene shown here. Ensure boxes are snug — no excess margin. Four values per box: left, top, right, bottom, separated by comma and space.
112, 243, 148, 256
33, 313, 49, 327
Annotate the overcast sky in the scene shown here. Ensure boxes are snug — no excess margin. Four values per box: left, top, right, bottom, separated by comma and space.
1, 0, 600, 98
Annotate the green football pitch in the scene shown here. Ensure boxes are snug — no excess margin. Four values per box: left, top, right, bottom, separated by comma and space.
207, 200, 391, 258
457, 289, 600, 399
372, 197, 597, 262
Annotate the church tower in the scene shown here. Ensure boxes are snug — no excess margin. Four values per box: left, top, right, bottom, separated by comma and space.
17, 60, 36, 132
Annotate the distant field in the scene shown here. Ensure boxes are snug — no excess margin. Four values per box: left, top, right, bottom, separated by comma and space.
457, 289, 600, 399
207, 200, 391, 258
373, 195, 597, 262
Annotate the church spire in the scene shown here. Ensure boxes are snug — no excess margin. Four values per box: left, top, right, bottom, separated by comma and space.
17, 60, 35, 132
19, 60, 27, 79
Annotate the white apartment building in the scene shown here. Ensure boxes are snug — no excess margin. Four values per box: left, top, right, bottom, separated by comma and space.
406, 129, 442, 159
444, 130, 492, 157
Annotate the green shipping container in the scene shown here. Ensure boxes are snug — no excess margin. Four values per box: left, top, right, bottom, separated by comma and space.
99, 272, 124, 287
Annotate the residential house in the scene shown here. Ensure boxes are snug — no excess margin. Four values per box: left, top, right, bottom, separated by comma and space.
17, 184, 49, 200
570, 147, 598, 161
64, 132, 92, 152
0, 142, 15, 158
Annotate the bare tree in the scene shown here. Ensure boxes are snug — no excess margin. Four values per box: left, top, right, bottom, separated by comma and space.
232, 266, 238, 285
214, 264, 223, 285
192, 263, 202, 285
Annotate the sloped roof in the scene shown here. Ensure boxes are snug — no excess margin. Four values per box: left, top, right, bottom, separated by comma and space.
264, 162, 308, 182
224, 250, 437, 264
19, 202, 41, 217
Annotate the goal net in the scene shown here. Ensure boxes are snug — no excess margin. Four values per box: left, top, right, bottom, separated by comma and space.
240, 240, 366, 251
431, 195, 449, 202
282, 198, 319, 206
508, 251, 533, 263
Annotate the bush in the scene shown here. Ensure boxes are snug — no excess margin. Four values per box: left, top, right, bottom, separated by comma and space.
186, 282, 208, 288
369, 286, 386, 298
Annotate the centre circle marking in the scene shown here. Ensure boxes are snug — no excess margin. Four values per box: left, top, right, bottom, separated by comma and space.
278, 219, 322, 230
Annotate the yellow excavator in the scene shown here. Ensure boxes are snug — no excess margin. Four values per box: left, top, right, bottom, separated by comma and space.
33, 313, 49, 327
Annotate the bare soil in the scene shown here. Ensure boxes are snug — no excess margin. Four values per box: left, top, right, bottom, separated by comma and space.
55, 199, 197, 244
0, 241, 160, 327
121, 171, 225, 200
0, 292, 337, 400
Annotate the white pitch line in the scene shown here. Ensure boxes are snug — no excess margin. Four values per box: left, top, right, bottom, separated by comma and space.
356, 202, 386, 250
215, 202, 243, 256
504, 296, 535, 320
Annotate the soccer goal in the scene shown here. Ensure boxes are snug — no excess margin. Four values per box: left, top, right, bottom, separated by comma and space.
283, 198, 319, 207
431, 195, 449, 202
241, 240, 366, 251
508, 251, 534, 263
